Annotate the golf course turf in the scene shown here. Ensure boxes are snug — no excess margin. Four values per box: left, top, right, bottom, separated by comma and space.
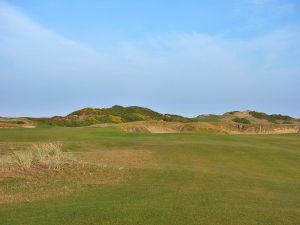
0, 127, 299, 225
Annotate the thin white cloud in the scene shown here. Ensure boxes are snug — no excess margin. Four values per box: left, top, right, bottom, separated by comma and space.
0, 1, 299, 117
0, 1, 109, 81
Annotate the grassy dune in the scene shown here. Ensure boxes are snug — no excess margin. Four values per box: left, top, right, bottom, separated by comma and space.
0, 127, 299, 225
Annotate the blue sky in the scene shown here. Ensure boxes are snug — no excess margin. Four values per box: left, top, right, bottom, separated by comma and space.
1, 0, 300, 117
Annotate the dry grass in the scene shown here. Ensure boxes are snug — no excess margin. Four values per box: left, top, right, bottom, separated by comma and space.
0, 143, 139, 204
0, 141, 157, 204
32, 142, 68, 170
1, 142, 72, 170
0, 146, 135, 204
11, 150, 34, 168
78, 149, 156, 169
0, 154, 11, 168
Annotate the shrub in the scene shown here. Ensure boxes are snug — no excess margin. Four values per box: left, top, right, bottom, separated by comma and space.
249, 111, 292, 123
232, 117, 251, 124
227, 111, 239, 115
16, 121, 26, 125
109, 115, 124, 123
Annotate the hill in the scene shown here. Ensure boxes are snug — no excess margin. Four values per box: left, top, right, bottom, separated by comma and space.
0, 117, 35, 128
2, 107, 299, 134
197, 110, 300, 125
30, 105, 194, 127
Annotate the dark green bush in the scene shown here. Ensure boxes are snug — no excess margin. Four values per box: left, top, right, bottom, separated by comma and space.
232, 117, 251, 124
249, 111, 292, 123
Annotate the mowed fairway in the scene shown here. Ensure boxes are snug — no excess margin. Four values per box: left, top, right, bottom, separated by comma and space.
0, 127, 299, 225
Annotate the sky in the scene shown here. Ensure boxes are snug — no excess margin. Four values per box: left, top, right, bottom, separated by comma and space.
0, 0, 300, 117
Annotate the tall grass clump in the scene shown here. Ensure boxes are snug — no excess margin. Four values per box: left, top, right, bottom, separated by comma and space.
7, 142, 71, 170
11, 150, 34, 168
32, 142, 66, 170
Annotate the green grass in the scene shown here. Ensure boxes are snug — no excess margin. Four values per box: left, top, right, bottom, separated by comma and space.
0, 127, 299, 225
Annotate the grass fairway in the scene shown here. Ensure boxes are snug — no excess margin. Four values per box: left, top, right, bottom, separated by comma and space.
0, 128, 299, 225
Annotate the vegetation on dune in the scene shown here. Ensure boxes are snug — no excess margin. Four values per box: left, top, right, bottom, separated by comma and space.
163, 113, 196, 122
196, 114, 222, 122
249, 111, 292, 123
69, 105, 163, 120
21, 107, 299, 128
232, 117, 251, 124
0, 120, 26, 125
0, 118, 34, 128
32, 105, 196, 127
69, 107, 103, 116
225, 110, 240, 115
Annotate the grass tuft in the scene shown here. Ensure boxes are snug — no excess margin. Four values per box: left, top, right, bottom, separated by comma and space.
11, 150, 34, 168
2, 142, 72, 170
32, 142, 65, 170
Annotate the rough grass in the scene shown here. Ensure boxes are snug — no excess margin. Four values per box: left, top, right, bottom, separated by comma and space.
1, 142, 72, 170
31, 142, 66, 170
11, 150, 34, 168
0, 140, 133, 205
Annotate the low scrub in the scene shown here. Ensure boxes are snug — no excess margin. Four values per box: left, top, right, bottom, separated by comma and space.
249, 111, 292, 123
232, 117, 251, 124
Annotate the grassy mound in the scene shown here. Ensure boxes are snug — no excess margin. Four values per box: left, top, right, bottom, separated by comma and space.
32, 105, 195, 127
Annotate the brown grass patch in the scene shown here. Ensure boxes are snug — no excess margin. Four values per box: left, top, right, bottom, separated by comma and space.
77, 149, 155, 169
0, 145, 155, 204
0, 162, 130, 204
0, 142, 73, 170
